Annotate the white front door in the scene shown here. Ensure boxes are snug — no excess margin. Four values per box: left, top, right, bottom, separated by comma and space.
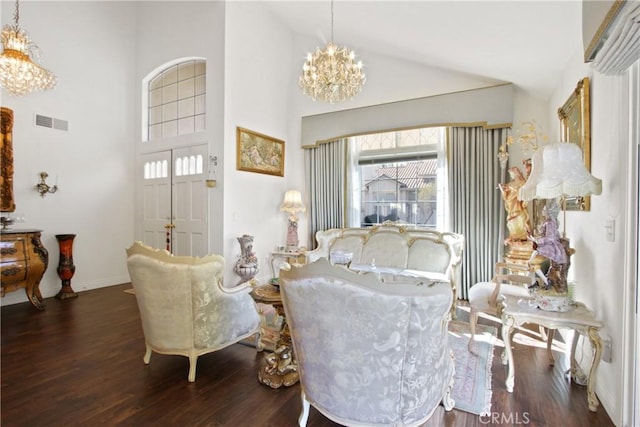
172, 145, 208, 256
139, 144, 208, 256
141, 150, 172, 251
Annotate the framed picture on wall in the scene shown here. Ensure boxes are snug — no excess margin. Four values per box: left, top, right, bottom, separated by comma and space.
236, 127, 285, 177
557, 77, 591, 211
1, 107, 15, 212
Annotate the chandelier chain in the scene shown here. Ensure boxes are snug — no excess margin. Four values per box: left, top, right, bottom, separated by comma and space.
330, 0, 334, 43
13, 0, 19, 26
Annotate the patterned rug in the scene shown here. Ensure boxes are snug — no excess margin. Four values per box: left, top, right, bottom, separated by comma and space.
448, 320, 497, 416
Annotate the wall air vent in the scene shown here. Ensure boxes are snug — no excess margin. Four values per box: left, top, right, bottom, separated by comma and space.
35, 114, 52, 128
35, 114, 69, 131
53, 118, 68, 131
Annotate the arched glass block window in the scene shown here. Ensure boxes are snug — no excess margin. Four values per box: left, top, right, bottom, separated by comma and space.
147, 59, 206, 141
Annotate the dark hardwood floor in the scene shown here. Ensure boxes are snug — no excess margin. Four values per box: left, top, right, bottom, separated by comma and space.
1, 283, 614, 427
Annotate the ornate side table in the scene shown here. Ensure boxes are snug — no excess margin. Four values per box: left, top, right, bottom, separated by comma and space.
1, 229, 48, 310
269, 250, 306, 278
500, 295, 604, 412
250, 283, 299, 388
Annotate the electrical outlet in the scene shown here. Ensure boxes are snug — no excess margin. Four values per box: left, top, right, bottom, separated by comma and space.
602, 337, 612, 363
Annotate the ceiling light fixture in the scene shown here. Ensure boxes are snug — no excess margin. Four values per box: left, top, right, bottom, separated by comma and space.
0, 0, 56, 96
299, 0, 365, 104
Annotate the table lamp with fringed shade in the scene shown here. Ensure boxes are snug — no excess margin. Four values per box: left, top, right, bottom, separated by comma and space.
280, 190, 306, 251
518, 142, 602, 311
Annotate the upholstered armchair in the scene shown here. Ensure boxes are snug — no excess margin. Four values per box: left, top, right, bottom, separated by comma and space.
279, 258, 455, 427
126, 242, 261, 382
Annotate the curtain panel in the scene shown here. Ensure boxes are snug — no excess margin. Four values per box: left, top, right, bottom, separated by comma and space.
304, 139, 349, 249
449, 126, 507, 300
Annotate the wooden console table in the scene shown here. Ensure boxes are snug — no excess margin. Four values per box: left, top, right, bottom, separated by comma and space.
1, 229, 49, 310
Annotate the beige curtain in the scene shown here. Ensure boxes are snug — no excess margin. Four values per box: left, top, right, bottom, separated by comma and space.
304, 139, 349, 249
449, 126, 507, 299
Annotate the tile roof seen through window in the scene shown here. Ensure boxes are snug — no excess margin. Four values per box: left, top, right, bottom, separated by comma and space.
367, 159, 437, 189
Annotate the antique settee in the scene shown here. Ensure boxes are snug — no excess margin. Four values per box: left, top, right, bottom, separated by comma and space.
126, 242, 261, 382
279, 258, 456, 426
305, 224, 464, 314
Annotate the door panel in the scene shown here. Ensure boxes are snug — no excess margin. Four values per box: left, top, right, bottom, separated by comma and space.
172, 145, 208, 256
140, 151, 172, 251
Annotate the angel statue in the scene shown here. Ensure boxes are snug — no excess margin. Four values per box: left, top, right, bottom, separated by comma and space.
499, 166, 532, 245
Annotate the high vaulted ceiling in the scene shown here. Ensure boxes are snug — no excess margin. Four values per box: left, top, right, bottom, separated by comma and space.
261, 0, 584, 100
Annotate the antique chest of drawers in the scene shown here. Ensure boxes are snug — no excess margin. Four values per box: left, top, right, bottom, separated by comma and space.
1, 229, 48, 310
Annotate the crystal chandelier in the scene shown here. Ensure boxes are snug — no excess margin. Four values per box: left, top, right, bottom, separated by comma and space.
0, 0, 56, 96
299, 0, 365, 103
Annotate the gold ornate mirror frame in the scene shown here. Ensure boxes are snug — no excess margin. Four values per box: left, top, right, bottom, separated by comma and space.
557, 77, 591, 211
1, 107, 16, 213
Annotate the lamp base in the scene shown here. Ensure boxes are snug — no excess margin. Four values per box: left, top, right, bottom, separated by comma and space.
285, 218, 299, 251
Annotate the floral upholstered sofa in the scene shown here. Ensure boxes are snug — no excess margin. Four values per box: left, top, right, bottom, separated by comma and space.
306, 223, 464, 315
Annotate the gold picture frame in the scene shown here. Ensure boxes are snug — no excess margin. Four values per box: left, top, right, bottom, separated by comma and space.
1, 107, 16, 212
236, 127, 285, 177
557, 77, 591, 211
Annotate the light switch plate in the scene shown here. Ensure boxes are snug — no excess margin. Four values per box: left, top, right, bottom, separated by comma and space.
605, 220, 615, 242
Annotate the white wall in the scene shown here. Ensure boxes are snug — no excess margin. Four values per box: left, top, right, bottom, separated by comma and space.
223, 2, 302, 284
547, 48, 632, 425
289, 33, 507, 121
1, 2, 136, 305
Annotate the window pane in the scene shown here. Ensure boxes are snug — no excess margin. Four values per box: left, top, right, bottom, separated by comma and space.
162, 84, 178, 104
356, 127, 443, 229
162, 66, 178, 85
149, 106, 162, 125
162, 120, 178, 138
178, 79, 195, 100
195, 94, 205, 115
195, 60, 206, 76
361, 159, 438, 228
178, 61, 195, 81
149, 88, 162, 108
178, 98, 195, 119
178, 117, 194, 135
146, 60, 207, 142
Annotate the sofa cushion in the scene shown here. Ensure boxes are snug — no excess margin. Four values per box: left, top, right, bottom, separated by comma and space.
360, 231, 409, 268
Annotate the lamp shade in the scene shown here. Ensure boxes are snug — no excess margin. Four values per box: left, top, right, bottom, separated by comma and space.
280, 190, 306, 214
518, 142, 602, 201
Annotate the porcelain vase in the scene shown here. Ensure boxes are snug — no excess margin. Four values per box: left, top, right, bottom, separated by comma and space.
234, 234, 258, 286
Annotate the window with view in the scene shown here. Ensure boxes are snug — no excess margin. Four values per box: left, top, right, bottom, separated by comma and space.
356, 127, 445, 229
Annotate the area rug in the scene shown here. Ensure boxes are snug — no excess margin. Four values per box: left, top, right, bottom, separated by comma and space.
448, 320, 497, 416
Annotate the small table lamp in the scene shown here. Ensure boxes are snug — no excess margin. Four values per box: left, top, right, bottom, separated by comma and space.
280, 190, 306, 251
518, 142, 602, 309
